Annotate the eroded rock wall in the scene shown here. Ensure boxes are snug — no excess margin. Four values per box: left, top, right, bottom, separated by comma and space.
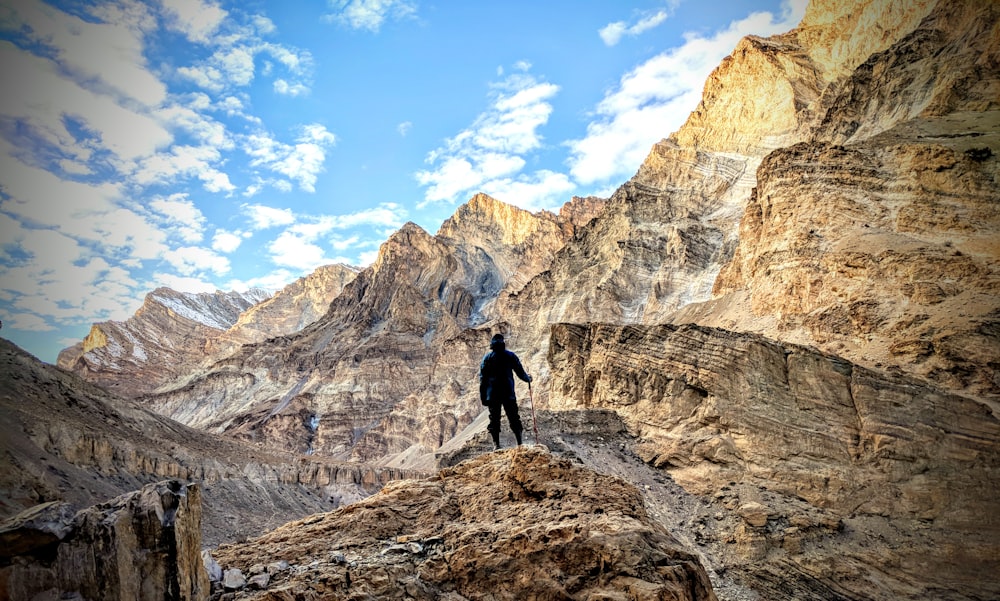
547, 322, 1000, 600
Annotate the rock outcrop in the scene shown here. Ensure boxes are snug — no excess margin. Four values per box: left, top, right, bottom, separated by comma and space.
548, 322, 1000, 600
0, 480, 209, 601
57, 288, 270, 398
210, 447, 717, 601
0, 338, 421, 546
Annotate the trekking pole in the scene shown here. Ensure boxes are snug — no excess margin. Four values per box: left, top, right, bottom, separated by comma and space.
528, 381, 540, 445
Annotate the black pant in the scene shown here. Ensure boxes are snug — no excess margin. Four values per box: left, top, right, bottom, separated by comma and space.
487, 397, 522, 444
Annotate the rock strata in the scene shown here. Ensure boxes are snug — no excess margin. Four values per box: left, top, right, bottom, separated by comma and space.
57, 288, 269, 398
0, 480, 209, 601
547, 322, 1000, 600
211, 447, 717, 601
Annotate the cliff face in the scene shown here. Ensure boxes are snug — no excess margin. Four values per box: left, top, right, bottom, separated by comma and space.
210, 447, 717, 601
548, 322, 1000, 600
702, 0, 1000, 401
1, 481, 209, 601
141, 194, 603, 464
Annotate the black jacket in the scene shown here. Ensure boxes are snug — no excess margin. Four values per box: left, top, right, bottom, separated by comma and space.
479, 339, 531, 405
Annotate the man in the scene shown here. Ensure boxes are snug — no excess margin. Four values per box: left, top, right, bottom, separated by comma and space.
479, 333, 532, 450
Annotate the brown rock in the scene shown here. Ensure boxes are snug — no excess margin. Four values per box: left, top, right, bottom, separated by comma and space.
547, 321, 1000, 600
0, 480, 209, 601
212, 447, 717, 601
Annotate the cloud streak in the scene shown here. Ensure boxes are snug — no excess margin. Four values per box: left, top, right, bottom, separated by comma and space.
415, 66, 570, 210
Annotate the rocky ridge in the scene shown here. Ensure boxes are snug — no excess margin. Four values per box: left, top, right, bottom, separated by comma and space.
57, 288, 270, 399
57, 264, 360, 400
209, 447, 716, 601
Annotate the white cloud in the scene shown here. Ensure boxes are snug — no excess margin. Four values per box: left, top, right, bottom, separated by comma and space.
1, 1, 166, 106
4, 313, 56, 332
397, 121, 412, 136
243, 204, 296, 229
357, 249, 379, 267
325, 0, 417, 32
274, 79, 309, 96
268, 231, 329, 271
0, 42, 172, 165
150, 194, 206, 243
568, 2, 806, 185
212, 229, 244, 253
224, 269, 296, 294
479, 170, 576, 212
245, 124, 336, 192
416, 69, 559, 206
162, 245, 230, 275
151, 272, 218, 293
599, 4, 675, 47
133, 144, 235, 193
159, 0, 228, 44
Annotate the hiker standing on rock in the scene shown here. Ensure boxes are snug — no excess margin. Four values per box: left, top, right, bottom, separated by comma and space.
480, 333, 532, 450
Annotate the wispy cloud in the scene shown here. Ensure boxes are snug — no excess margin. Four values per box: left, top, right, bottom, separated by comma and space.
324, 0, 417, 32
0, 1, 336, 356
263, 203, 407, 270
243, 204, 297, 230
599, 3, 676, 47
415, 65, 565, 209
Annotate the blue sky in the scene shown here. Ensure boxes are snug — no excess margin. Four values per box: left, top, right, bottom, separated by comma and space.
0, 0, 805, 362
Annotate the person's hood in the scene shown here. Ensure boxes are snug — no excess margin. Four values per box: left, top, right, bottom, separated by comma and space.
490, 335, 505, 352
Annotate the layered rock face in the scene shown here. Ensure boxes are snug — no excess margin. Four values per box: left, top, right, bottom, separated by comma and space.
701, 0, 1000, 403
57, 288, 269, 398
142, 194, 602, 464
0, 339, 418, 546
0, 480, 209, 601
210, 447, 716, 601
548, 322, 1000, 600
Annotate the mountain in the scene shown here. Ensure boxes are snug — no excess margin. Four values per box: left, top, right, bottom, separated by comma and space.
138, 193, 603, 464
56, 288, 270, 398
204, 263, 359, 358
16, 0, 1000, 599
58, 264, 360, 399
0, 338, 417, 547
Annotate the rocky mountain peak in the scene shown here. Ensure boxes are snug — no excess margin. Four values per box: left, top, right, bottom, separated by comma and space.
438, 192, 551, 247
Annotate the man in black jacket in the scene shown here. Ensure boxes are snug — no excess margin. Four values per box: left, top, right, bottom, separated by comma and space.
479, 333, 532, 450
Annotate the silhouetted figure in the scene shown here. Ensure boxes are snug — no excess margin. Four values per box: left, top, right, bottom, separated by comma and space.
479, 333, 532, 450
